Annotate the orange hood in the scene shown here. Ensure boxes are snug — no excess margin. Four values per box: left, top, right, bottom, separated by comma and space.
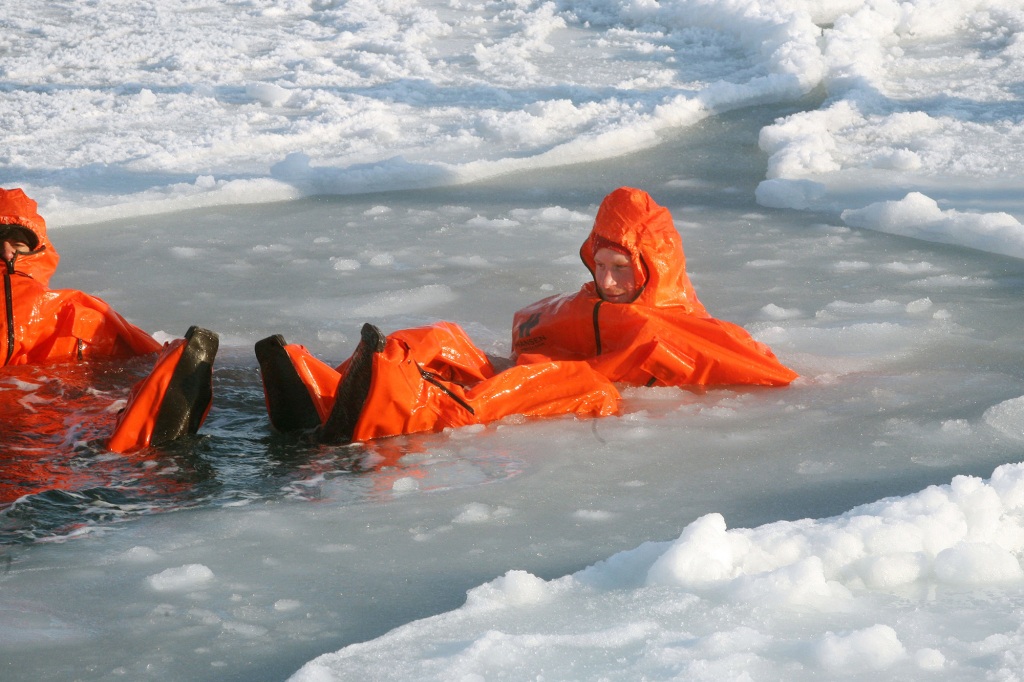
0, 188, 59, 285
579, 187, 703, 313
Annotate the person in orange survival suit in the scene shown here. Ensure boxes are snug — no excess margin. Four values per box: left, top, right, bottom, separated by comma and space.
254, 187, 796, 446
0, 187, 218, 457
510, 186, 798, 387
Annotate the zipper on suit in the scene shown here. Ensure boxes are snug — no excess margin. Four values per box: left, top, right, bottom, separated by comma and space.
3, 259, 15, 366
592, 300, 604, 355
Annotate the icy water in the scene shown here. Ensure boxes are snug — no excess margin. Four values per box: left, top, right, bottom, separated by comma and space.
7, 0, 1024, 678
4, 100, 1024, 680
5, 102, 812, 544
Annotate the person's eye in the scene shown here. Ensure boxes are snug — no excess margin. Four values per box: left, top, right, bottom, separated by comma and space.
15, 243, 31, 254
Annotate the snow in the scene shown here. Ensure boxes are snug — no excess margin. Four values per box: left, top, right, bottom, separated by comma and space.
146, 564, 216, 592
842, 192, 1024, 260
290, 465, 1024, 680
4, 0, 1024, 680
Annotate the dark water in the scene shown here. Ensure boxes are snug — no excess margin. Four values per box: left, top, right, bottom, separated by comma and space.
0, 350, 424, 545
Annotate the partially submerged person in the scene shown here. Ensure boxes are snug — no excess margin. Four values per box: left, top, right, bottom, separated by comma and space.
256, 187, 797, 444
0, 187, 218, 459
511, 186, 798, 386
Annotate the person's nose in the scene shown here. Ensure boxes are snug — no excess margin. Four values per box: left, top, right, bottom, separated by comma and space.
2, 240, 15, 263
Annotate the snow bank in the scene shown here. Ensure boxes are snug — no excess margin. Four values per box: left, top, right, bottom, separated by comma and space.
291, 462, 1024, 680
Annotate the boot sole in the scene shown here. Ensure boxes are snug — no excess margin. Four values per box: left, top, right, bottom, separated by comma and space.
151, 326, 219, 446
319, 323, 385, 444
255, 334, 322, 433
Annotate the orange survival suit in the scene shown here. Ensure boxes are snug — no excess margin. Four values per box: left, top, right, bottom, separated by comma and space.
267, 321, 620, 442
511, 187, 798, 387
0, 188, 216, 489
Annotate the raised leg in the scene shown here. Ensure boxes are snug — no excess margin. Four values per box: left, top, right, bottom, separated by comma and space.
108, 325, 219, 453
318, 323, 386, 445
255, 334, 322, 433
150, 325, 219, 445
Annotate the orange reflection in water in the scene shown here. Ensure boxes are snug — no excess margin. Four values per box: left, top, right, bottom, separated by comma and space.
0, 356, 189, 507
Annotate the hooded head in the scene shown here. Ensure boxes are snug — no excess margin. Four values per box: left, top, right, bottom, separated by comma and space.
0, 224, 38, 250
579, 187, 702, 311
0, 188, 59, 283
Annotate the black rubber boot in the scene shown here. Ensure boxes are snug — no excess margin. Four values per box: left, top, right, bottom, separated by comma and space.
150, 326, 219, 446
318, 323, 386, 445
255, 334, 322, 433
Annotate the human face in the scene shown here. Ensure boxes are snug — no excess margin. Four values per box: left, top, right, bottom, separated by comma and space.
593, 247, 638, 303
2, 236, 31, 263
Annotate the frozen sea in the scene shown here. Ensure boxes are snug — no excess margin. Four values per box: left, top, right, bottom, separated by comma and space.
4, 0, 1024, 680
